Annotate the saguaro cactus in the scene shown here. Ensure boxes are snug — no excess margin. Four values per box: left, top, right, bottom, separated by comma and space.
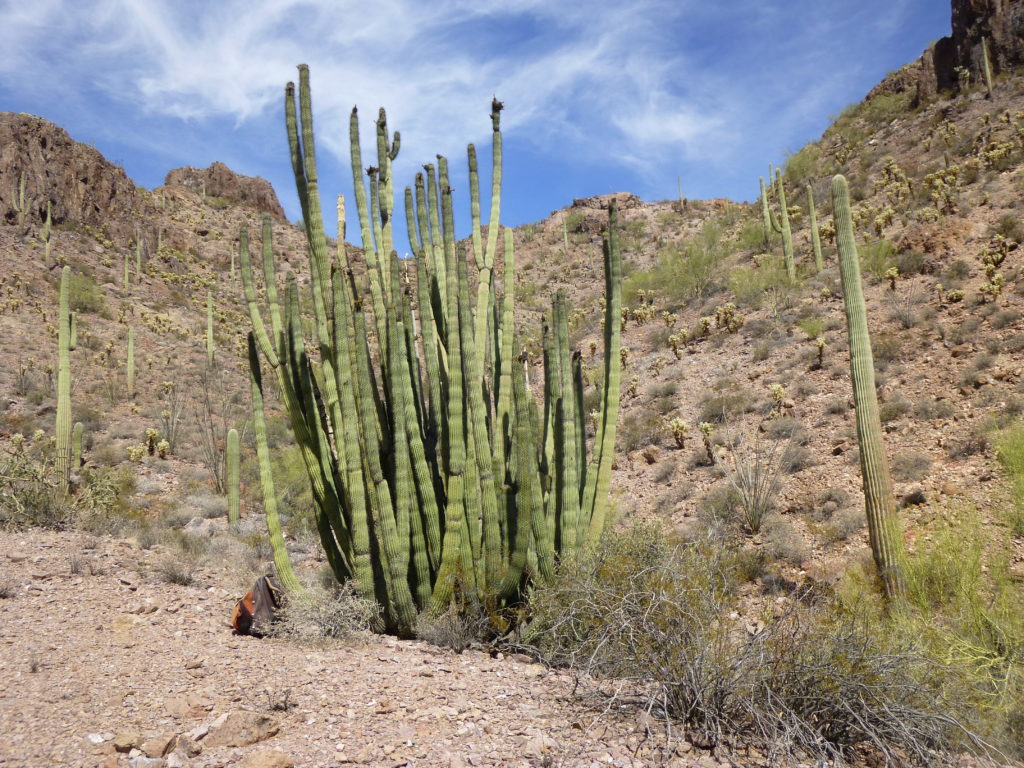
55, 266, 75, 490
808, 184, 824, 272
832, 174, 906, 600
771, 170, 795, 279
126, 326, 135, 400
982, 36, 994, 98
759, 177, 772, 248
226, 427, 240, 528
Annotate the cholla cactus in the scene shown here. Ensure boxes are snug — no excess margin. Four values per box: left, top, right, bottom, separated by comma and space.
946, 288, 965, 303
661, 310, 677, 328
127, 445, 145, 463
620, 346, 630, 368
668, 417, 689, 448
588, 340, 597, 358
157, 439, 170, 459
651, 357, 665, 376
878, 157, 911, 205
628, 375, 639, 397
815, 336, 826, 369
699, 421, 715, 464
698, 317, 712, 336
885, 267, 899, 291
770, 383, 786, 414
668, 331, 687, 359
145, 427, 159, 455
714, 303, 743, 333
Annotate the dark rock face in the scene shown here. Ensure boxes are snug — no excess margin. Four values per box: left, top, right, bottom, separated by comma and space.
870, 0, 1023, 104
164, 162, 285, 221
0, 112, 142, 237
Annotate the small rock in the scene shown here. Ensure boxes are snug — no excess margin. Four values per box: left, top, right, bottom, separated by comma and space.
165, 754, 188, 768
240, 748, 295, 768
88, 733, 106, 745
169, 734, 202, 757
114, 731, 141, 753
7, 551, 27, 563
141, 734, 175, 758
204, 710, 279, 748
129, 758, 166, 768
901, 487, 928, 507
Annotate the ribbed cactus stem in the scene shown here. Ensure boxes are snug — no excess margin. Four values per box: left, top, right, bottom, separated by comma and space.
759, 177, 772, 248
776, 170, 795, 279
832, 174, 906, 601
55, 266, 73, 491
227, 427, 240, 528
126, 326, 135, 400
982, 36, 994, 97
808, 184, 823, 273
247, 334, 303, 594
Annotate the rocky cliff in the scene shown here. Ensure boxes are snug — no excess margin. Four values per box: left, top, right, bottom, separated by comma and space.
164, 162, 285, 221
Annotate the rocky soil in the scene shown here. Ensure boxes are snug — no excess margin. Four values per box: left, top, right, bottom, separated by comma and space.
0, 528, 727, 768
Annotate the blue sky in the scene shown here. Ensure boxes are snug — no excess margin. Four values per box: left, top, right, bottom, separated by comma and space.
0, 0, 949, 246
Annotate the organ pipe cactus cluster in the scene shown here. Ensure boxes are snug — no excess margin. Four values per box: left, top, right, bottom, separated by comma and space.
832, 174, 906, 601
242, 65, 622, 636
55, 266, 75, 490
226, 427, 240, 528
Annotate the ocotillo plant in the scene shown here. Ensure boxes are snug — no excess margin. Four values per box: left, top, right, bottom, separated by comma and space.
242, 65, 622, 636
55, 266, 75, 490
832, 174, 906, 601
808, 184, 824, 272
771, 169, 795, 279
72, 422, 83, 469
226, 427, 240, 528
126, 326, 135, 400
205, 292, 214, 367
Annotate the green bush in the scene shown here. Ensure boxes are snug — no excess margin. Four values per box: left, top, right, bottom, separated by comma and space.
997, 425, 1024, 535
783, 144, 822, 185
67, 272, 105, 314
728, 255, 793, 308
624, 222, 726, 308
859, 238, 896, 282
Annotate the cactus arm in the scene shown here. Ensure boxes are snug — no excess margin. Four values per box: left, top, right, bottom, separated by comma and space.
759, 177, 772, 246
776, 170, 795, 279
247, 334, 303, 594
260, 216, 284, 348
239, 226, 281, 368
126, 326, 135, 400
584, 202, 623, 545
832, 174, 906, 601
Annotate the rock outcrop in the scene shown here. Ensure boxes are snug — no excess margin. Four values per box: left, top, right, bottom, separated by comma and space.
164, 162, 285, 221
0, 112, 142, 238
870, 0, 1024, 104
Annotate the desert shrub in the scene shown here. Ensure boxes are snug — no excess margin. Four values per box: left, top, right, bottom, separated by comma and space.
914, 397, 957, 420
943, 258, 971, 283
728, 256, 792, 308
529, 524, 987, 765
625, 222, 726, 308
736, 218, 765, 251
618, 409, 663, 452
0, 452, 68, 529
416, 595, 491, 651
997, 425, 1024, 535
699, 384, 755, 424
783, 144, 821, 185
826, 397, 850, 415
724, 439, 792, 533
153, 555, 196, 586
67, 272, 105, 314
796, 316, 825, 339
762, 516, 809, 565
762, 416, 808, 445
947, 427, 990, 458
859, 239, 896, 282
994, 213, 1023, 243
879, 396, 911, 423
824, 507, 864, 543
892, 450, 933, 482
991, 309, 1021, 330
894, 249, 929, 276
270, 578, 378, 644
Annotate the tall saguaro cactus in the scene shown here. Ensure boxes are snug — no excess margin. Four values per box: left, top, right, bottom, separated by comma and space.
242, 65, 622, 635
55, 266, 75, 490
771, 170, 795, 279
832, 174, 906, 600
226, 427, 240, 528
759, 177, 772, 248
808, 184, 824, 272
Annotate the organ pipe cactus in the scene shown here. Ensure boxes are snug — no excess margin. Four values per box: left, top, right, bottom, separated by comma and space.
832, 174, 906, 601
242, 65, 621, 635
55, 266, 74, 490
226, 427, 240, 528
807, 184, 824, 272
771, 170, 795, 279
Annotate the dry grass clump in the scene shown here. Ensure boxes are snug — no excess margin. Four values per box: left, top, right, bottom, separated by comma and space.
528, 524, 992, 766
269, 577, 379, 646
